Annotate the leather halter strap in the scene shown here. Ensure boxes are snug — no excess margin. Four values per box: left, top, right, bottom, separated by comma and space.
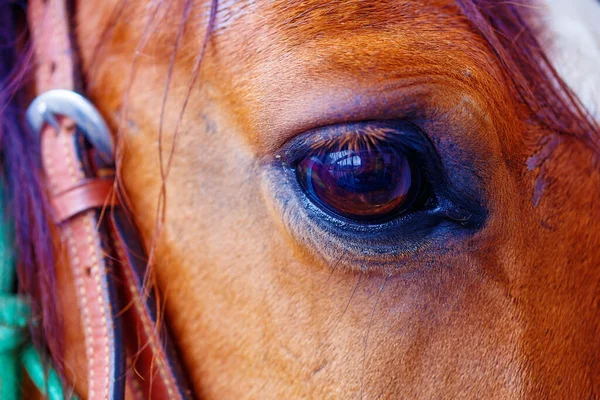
27, 1, 193, 399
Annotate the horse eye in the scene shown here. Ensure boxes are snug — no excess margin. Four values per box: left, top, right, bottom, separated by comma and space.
296, 140, 423, 223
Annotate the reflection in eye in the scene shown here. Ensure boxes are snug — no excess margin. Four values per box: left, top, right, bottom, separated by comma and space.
296, 126, 424, 223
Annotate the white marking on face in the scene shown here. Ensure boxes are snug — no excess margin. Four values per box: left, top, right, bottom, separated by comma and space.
542, 0, 600, 121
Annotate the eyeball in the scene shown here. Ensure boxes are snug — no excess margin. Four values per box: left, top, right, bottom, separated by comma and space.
296, 142, 421, 223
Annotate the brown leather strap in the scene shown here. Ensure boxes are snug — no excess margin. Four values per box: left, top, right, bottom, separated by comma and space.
52, 178, 116, 223
28, 0, 124, 398
41, 117, 125, 400
28, 0, 75, 92
110, 214, 193, 400
28, 0, 194, 399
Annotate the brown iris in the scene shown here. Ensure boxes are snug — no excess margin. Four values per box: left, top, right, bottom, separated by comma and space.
296, 143, 417, 222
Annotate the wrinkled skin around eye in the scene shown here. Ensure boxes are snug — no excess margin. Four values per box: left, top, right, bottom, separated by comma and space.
296, 146, 416, 221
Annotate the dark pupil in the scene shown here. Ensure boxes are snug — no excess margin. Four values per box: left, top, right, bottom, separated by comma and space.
297, 146, 415, 221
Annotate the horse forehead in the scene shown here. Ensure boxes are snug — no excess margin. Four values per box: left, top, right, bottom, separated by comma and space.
213, 0, 462, 37
201, 0, 504, 148
208, 0, 487, 84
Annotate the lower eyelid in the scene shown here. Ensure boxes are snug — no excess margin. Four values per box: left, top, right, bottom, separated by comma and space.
261, 160, 485, 272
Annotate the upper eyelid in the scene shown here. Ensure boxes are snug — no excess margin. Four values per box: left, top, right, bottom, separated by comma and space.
254, 80, 497, 156
276, 120, 433, 165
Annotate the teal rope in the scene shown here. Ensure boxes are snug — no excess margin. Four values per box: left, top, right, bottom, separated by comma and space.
0, 190, 77, 399
0, 192, 25, 400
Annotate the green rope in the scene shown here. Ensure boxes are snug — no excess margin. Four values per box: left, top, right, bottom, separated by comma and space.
0, 189, 77, 399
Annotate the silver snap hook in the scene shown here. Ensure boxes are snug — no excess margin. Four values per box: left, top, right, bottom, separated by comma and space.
26, 89, 115, 163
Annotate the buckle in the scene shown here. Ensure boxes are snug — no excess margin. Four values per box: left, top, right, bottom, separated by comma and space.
26, 89, 115, 163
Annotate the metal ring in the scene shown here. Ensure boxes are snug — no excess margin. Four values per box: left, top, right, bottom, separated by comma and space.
26, 89, 115, 163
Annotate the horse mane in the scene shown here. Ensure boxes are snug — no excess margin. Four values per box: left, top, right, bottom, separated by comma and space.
0, 1, 63, 374
0, 0, 598, 387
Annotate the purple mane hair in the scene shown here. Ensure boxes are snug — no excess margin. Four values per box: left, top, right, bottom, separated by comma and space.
0, 0, 598, 390
0, 0, 64, 374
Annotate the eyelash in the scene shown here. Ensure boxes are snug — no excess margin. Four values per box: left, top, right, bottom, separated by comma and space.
280, 121, 430, 164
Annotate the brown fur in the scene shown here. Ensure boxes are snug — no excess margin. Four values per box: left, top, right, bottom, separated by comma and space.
39, 0, 600, 398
